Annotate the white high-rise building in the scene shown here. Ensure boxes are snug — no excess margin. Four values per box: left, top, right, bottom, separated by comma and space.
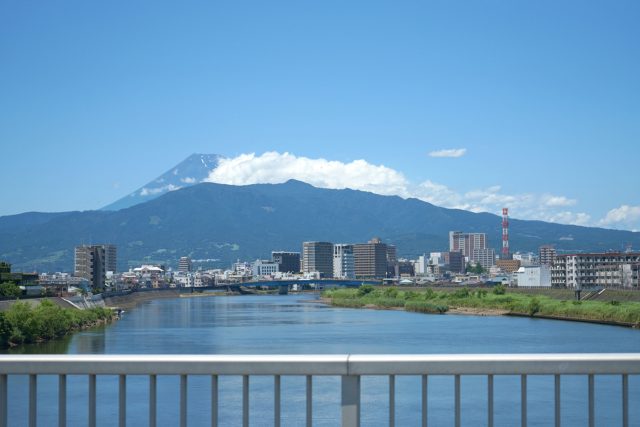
333, 244, 355, 279
415, 254, 427, 275
178, 256, 192, 273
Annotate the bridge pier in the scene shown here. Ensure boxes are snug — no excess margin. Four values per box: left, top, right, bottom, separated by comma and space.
278, 285, 289, 295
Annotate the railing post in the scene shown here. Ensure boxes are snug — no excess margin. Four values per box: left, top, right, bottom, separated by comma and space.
0, 374, 7, 427
455, 375, 461, 427
421, 375, 428, 427
119, 375, 126, 427
389, 375, 395, 427
588, 374, 594, 427
89, 375, 96, 427
554, 375, 560, 427
149, 375, 156, 427
242, 375, 249, 427
211, 375, 218, 427
488, 374, 494, 427
180, 375, 187, 427
521, 375, 527, 427
306, 375, 312, 427
29, 374, 37, 427
341, 375, 360, 427
58, 374, 66, 427
274, 375, 281, 427
622, 374, 628, 427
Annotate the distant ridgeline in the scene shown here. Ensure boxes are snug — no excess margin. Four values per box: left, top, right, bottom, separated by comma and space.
0, 181, 638, 273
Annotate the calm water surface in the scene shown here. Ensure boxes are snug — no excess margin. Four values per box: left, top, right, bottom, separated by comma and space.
5, 294, 640, 426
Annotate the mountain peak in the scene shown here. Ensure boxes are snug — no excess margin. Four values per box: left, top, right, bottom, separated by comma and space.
102, 153, 223, 211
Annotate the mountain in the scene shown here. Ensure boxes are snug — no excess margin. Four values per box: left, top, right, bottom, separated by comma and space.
102, 153, 222, 211
1, 180, 639, 273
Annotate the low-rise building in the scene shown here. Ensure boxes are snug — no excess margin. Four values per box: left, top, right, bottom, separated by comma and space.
38, 273, 89, 294
496, 259, 521, 274
271, 251, 301, 273
252, 259, 279, 277
514, 266, 551, 287
513, 252, 538, 267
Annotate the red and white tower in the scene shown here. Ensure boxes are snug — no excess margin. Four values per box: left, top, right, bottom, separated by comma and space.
502, 208, 510, 259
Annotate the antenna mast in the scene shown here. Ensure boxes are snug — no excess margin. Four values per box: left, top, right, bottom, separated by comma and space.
502, 208, 510, 259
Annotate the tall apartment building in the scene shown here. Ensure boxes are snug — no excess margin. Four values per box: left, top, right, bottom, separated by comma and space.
472, 248, 496, 269
386, 244, 397, 264
353, 238, 389, 279
75, 244, 116, 290
102, 244, 117, 273
449, 231, 486, 258
333, 244, 355, 279
178, 256, 192, 273
551, 252, 640, 288
539, 245, 557, 266
302, 242, 334, 278
271, 251, 301, 273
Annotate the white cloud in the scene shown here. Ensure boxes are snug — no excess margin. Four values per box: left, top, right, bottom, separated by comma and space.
542, 195, 577, 207
204, 152, 410, 197
181, 177, 197, 184
415, 180, 464, 208
544, 211, 592, 226
428, 148, 467, 158
140, 184, 182, 196
599, 205, 640, 229
414, 180, 588, 224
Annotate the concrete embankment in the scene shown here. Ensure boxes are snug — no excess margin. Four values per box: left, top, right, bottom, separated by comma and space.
0, 288, 212, 312
0, 297, 80, 311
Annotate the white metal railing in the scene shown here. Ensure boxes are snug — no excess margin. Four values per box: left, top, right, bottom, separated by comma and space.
0, 353, 639, 427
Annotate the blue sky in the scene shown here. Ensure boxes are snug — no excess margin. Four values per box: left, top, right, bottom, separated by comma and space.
1, 1, 639, 230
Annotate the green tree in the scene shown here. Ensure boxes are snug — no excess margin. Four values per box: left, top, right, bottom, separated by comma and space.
528, 297, 541, 316
357, 285, 375, 297
492, 284, 506, 295
466, 263, 485, 274
0, 282, 22, 298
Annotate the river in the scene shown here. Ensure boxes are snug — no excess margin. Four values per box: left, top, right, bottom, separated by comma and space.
4, 294, 640, 426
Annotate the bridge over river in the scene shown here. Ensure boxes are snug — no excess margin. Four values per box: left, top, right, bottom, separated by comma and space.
182, 279, 381, 295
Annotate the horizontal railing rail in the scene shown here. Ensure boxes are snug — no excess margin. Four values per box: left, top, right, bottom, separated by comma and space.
0, 353, 638, 427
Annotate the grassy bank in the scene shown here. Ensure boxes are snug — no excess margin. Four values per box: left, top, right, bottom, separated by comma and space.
323, 286, 640, 327
0, 300, 115, 347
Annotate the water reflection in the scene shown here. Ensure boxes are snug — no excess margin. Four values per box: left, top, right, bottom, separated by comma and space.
3, 294, 640, 425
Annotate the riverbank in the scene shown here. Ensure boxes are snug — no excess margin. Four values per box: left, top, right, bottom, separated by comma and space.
0, 300, 115, 348
322, 286, 640, 328
103, 288, 183, 310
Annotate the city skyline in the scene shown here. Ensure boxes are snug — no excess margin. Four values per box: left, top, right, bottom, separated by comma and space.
1, 2, 639, 231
